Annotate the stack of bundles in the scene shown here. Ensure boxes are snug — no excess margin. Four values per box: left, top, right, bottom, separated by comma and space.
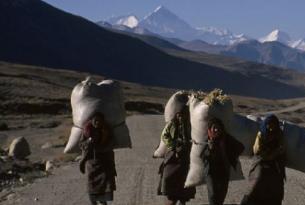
153, 91, 190, 158
64, 78, 132, 154
185, 89, 245, 187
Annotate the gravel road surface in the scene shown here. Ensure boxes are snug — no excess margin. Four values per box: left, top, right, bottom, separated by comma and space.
2, 115, 305, 205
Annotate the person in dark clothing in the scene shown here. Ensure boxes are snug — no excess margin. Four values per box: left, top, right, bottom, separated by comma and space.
79, 112, 116, 205
157, 107, 196, 205
201, 118, 244, 205
240, 114, 286, 205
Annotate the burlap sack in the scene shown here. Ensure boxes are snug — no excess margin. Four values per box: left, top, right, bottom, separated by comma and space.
153, 91, 189, 158
64, 78, 131, 153
185, 90, 246, 187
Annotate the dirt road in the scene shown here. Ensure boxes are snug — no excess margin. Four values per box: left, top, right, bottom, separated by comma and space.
259, 102, 305, 115
2, 115, 305, 205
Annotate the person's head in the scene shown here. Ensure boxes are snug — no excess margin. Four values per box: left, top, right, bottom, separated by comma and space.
175, 106, 189, 123
91, 112, 105, 128
207, 118, 225, 140
260, 114, 280, 140
175, 111, 183, 123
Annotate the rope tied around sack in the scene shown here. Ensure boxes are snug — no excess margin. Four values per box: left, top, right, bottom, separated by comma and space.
73, 121, 126, 130
192, 139, 206, 146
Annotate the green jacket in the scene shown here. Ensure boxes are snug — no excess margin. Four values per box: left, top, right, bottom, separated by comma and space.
161, 120, 191, 151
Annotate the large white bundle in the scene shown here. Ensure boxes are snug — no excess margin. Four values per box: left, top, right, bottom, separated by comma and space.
185, 90, 245, 187
164, 91, 190, 123
184, 95, 209, 187
64, 78, 131, 153
153, 91, 189, 158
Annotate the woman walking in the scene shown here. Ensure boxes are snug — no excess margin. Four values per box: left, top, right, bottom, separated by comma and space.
241, 114, 286, 205
157, 107, 196, 205
201, 118, 244, 205
79, 112, 116, 205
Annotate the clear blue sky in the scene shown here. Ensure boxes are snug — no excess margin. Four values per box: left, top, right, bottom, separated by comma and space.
42, 0, 305, 39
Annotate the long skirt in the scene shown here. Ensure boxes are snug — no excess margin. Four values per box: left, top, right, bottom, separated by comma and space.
86, 151, 116, 201
158, 150, 196, 201
241, 159, 285, 205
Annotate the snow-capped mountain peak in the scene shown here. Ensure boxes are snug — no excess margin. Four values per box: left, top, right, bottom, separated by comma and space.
290, 38, 305, 51
139, 5, 195, 39
103, 6, 251, 45
106, 15, 139, 28
153, 5, 165, 13
143, 5, 183, 22
259, 29, 291, 44
195, 27, 249, 45
196, 27, 232, 36
144, 5, 172, 19
117, 15, 139, 28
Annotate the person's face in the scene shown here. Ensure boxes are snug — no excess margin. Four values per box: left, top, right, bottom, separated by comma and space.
92, 116, 103, 128
266, 121, 278, 140
266, 121, 277, 132
208, 123, 223, 139
176, 112, 183, 123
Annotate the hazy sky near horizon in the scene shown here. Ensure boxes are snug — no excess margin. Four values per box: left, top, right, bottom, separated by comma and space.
42, 0, 305, 39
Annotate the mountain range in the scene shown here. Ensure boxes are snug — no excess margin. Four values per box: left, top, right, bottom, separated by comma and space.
2, 0, 305, 99
98, 6, 305, 71
101, 6, 305, 51
99, 6, 249, 46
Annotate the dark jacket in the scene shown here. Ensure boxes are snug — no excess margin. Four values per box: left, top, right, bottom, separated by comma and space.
79, 125, 116, 195
241, 115, 286, 205
201, 134, 245, 177
158, 119, 196, 201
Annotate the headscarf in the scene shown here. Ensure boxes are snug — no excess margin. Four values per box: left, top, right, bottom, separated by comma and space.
260, 114, 281, 141
83, 120, 94, 138
83, 112, 105, 139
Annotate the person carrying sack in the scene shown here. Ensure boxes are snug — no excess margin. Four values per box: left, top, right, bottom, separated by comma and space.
79, 112, 116, 205
157, 106, 196, 205
241, 114, 286, 205
201, 118, 244, 205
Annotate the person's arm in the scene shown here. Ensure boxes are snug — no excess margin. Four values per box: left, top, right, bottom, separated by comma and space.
253, 132, 262, 155
79, 132, 89, 151
161, 121, 176, 151
79, 132, 91, 174
253, 132, 285, 160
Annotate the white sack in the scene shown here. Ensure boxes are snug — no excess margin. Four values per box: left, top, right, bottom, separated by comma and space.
64, 78, 131, 153
184, 95, 209, 187
153, 91, 189, 158
164, 91, 190, 123
185, 91, 246, 187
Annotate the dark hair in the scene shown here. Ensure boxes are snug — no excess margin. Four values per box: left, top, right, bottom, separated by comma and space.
208, 118, 224, 130
92, 112, 104, 120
